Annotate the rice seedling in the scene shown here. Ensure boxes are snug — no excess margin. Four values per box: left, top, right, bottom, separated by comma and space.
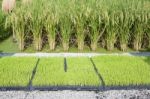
33, 57, 100, 86
0, 57, 37, 87
93, 56, 150, 86
32, 58, 65, 86
66, 57, 100, 86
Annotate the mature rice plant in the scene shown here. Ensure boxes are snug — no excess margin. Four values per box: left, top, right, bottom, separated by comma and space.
5, 11, 16, 41
133, 12, 148, 51
88, 7, 106, 51
148, 13, 150, 48
29, 0, 45, 51
73, 2, 87, 51
5, 4, 31, 51
117, 10, 133, 51
59, 1, 73, 51
105, 11, 118, 51
131, 0, 149, 51
44, 2, 58, 50
14, 9, 25, 51
0, 10, 7, 40
3, 0, 150, 51
22, 0, 32, 5
60, 15, 72, 51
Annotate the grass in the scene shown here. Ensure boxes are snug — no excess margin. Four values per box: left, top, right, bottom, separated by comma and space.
32, 57, 100, 86
0, 36, 19, 53
0, 57, 37, 87
92, 56, 150, 86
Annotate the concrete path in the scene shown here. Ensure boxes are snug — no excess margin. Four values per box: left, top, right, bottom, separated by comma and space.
0, 52, 150, 57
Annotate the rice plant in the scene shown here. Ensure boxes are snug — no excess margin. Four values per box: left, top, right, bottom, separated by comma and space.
3, 0, 150, 51
0, 10, 7, 40
5, 12, 16, 41
0, 57, 37, 87
117, 10, 133, 51
15, 10, 25, 51
29, 0, 45, 51
44, 2, 58, 50
147, 13, 150, 48
93, 56, 150, 86
73, 3, 87, 51
59, 1, 73, 51
105, 11, 118, 51
33, 57, 100, 86
88, 8, 106, 51
133, 12, 148, 51
60, 15, 72, 51
5, 6, 27, 51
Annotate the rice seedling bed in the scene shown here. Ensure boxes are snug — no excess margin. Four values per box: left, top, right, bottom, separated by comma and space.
0, 57, 38, 87
1, 56, 150, 91
92, 56, 150, 87
32, 57, 100, 87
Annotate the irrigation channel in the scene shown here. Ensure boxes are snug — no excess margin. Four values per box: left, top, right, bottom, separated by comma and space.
1, 52, 150, 91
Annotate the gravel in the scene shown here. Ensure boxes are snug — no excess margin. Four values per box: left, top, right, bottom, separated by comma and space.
0, 90, 150, 99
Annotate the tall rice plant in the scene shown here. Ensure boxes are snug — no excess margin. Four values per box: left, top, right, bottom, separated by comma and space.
59, 1, 73, 51
5, 12, 17, 41
133, 12, 148, 51
29, 0, 44, 51
147, 13, 150, 48
14, 9, 25, 51
117, 10, 133, 51
74, 3, 87, 51
105, 11, 118, 51
60, 15, 72, 51
3, 0, 150, 51
44, 2, 58, 50
0, 10, 7, 40
89, 9, 106, 51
